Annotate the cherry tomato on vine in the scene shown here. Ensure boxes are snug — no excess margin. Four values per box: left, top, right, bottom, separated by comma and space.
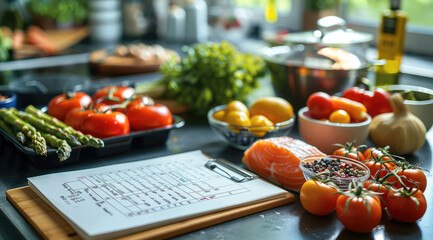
300, 179, 339, 216
363, 158, 387, 179
393, 168, 427, 192
307, 92, 335, 119
387, 188, 427, 223
92, 86, 135, 105
336, 186, 382, 233
333, 141, 364, 161
127, 103, 172, 131
363, 181, 390, 209
363, 147, 398, 172
81, 111, 130, 138
48, 92, 92, 121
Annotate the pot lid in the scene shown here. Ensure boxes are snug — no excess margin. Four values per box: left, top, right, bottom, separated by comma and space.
284, 16, 373, 47
262, 45, 365, 70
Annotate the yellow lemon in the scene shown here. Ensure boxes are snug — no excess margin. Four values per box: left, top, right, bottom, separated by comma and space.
249, 115, 275, 137
250, 97, 293, 124
226, 100, 249, 117
224, 110, 250, 133
212, 110, 226, 121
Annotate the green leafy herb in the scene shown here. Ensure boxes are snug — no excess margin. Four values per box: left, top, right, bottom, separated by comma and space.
159, 41, 266, 116
26, 0, 88, 24
0, 30, 13, 62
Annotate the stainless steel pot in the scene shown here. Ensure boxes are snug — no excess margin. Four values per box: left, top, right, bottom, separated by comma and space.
263, 16, 373, 111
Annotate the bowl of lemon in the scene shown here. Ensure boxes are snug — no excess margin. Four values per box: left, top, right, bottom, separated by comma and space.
207, 97, 295, 150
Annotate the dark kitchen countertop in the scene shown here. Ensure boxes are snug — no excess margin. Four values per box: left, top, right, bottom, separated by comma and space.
0, 43, 432, 239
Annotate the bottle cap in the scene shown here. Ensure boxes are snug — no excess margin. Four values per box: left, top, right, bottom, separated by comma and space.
390, 0, 401, 10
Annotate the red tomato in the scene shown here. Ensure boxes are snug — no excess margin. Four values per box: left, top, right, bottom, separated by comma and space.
363, 181, 390, 209
48, 92, 92, 121
125, 95, 154, 113
92, 86, 135, 105
387, 188, 427, 223
64, 104, 110, 131
363, 147, 398, 172
332, 141, 364, 161
336, 189, 382, 233
363, 158, 387, 179
300, 179, 339, 216
81, 111, 130, 138
306, 92, 335, 119
393, 168, 427, 192
127, 103, 172, 131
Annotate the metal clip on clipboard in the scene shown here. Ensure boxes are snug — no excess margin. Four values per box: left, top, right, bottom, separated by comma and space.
205, 159, 258, 183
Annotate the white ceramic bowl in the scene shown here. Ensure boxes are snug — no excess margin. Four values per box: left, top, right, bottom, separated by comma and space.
386, 85, 433, 132
298, 107, 371, 154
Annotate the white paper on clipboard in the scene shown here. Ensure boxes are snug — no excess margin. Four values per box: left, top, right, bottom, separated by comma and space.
28, 150, 288, 240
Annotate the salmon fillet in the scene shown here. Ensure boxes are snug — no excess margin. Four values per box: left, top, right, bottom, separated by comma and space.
243, 136, 325, 192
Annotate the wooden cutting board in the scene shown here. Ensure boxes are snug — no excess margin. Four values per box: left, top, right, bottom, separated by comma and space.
88, 49, 178, 76
6, 186, 294, 240
14, 26, 89, 59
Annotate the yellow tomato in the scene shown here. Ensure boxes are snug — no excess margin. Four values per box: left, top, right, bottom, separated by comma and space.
250, 97, 293, 124
212, 110, 226, 121
329, 109, 351, 123
249, 115, 275, 137
225, 110, 250, 133
226, 100, 249, 117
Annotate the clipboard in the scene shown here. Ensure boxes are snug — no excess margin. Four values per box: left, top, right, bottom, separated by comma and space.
6, 152, 295, 240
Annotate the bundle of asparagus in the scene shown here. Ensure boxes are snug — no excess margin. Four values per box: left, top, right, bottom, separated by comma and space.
0, 106, 104, 162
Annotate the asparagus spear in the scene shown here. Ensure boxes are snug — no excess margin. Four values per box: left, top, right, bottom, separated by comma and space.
0, 118, 15, 136
40, 131, 72, 162
12, 110, 81, 147
16, 131, 26, 144
25, 105, 104, 148
0, 109, 47, 156
0, 117, 27, 144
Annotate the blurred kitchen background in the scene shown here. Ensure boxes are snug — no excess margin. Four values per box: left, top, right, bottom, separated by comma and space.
0, 0, 432, 107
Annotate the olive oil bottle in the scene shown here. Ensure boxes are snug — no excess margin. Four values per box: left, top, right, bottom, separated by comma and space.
375, 0, 407, 87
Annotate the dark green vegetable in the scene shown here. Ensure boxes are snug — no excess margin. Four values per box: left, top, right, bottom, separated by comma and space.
40, 131, 71, 162
159, 41, 266, 116
12, 110, 81, 147
0, 109, 47, 156
0, 118, 15, 136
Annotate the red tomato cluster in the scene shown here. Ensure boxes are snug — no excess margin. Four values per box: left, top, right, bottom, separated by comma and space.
47, 86, 173, 139
300, 144, 428, 233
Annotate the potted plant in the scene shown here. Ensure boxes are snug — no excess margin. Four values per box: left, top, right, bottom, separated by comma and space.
26, 0, 88, 29
303, 0, 340, 30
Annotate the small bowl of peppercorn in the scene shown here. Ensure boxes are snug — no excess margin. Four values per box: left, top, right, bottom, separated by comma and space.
299, 155, 370, 190
0, 91, 17, 109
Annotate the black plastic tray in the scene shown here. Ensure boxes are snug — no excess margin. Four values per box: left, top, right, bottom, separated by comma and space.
0, 115, 184, 168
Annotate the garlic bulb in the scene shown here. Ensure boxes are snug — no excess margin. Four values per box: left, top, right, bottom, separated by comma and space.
369, 93, 426, 155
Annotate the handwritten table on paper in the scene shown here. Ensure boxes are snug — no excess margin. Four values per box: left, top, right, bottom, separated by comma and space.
28, 151, 288, 240
61, 160, 250, 217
